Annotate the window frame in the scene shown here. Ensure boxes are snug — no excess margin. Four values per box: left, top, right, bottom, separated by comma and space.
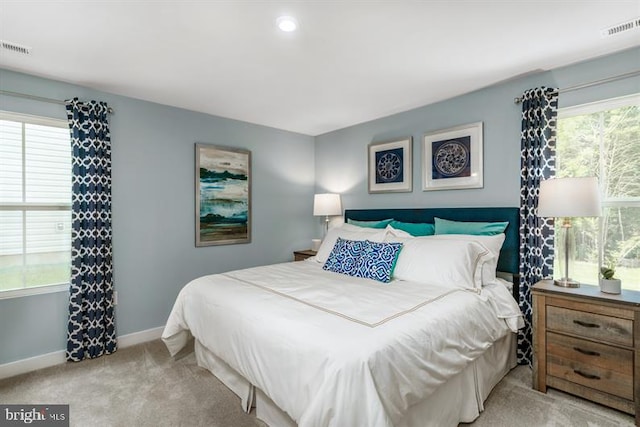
557, 93, 640, 281
0, 111, 71, 299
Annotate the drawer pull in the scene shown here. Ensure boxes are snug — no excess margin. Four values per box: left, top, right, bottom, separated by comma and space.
573, 347, 600, 357
573, 320, 600, 328
573, 369, 600, 380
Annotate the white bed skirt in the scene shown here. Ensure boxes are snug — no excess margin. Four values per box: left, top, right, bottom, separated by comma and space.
193, 332, 517, 427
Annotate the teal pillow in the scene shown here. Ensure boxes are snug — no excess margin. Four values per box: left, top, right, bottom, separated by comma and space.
389, 220, 435, 236
434, 217, 508, 236
347, 218, 393, 229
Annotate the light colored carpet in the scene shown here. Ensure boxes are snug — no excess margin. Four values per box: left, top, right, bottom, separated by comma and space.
0, 340, 634, 426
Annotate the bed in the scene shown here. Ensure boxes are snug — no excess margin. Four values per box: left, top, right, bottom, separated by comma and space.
162, 207, 524, 427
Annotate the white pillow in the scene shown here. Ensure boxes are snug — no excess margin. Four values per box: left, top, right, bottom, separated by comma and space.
388, 236, 494, 290
315, 226, 387, 263
385, 224, 413, 238
429, 233, 505, 286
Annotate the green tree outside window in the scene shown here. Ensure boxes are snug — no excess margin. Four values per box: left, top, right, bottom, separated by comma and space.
556, 95, 640, 289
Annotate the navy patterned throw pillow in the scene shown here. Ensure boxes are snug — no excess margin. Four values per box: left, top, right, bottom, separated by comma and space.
323, 238, 403, 283
323, 237, 368, 275
357, 240, 403, 283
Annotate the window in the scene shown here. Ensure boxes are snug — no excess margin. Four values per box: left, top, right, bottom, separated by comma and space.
0, 112, 71, 298
556, 94, 640, 290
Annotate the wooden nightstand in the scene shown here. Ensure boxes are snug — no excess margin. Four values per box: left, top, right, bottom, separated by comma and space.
293, 249, 317, 261
532, 280, 640, 422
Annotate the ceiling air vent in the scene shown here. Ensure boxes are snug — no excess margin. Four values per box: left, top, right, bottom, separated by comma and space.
0, 40, 31, 55
600, 18, 640, 37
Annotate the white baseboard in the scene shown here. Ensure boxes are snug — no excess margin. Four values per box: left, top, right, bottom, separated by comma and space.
0, 325, 165, 380
0, 350, 66, 381
117, 326, 164, 349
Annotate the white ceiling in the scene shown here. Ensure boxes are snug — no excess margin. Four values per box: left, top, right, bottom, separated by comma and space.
1, 1, 639, 136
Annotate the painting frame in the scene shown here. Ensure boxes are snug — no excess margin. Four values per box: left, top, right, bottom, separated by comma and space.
195, 143, 251, 247
422, 122, 483, 191
368, 137, 413, 193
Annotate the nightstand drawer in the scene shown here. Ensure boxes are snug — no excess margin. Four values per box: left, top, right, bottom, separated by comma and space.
547, 305, 633, 347
547, 351, 634, 400
547, 331, 633, 376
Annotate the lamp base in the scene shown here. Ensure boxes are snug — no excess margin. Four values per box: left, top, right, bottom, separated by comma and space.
553, 278, 580, 288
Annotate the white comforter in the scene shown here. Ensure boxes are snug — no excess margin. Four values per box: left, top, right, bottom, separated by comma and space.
162, 260, 522, 427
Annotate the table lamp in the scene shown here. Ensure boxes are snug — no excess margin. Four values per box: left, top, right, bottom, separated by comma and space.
313, 193, 342, 235
537, 177, 601, 288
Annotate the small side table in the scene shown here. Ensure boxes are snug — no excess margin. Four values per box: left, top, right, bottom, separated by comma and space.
293, 249, 317, 261
532, 279, 640, 422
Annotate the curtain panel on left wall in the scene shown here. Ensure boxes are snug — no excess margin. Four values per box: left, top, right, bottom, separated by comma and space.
65, 97, 116, 362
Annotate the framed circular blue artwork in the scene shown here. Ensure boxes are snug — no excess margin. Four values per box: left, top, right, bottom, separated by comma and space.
422, 122, 483, 191
432, 137, 471, 179
368, 137, 413, 193
376, 149, 403, 183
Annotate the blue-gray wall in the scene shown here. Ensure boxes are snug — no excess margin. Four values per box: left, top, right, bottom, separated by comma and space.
1, 47, 638, 366
315, 48, 640, 210
0, 70, 315, 364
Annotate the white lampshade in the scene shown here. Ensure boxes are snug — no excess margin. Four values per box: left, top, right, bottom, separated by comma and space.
538, 177, 601, 218
313, 193, 342, 216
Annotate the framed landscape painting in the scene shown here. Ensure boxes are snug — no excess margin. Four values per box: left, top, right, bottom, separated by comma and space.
422, 122, 483, 191
368, 137, 413, 193
195, 143, 251, 246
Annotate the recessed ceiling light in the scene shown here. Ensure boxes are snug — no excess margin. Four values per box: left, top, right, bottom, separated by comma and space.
277, 16, 298, 32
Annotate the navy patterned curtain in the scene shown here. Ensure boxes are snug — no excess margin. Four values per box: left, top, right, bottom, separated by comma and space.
518, 87, 558, 365
65, 98, 116, 362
